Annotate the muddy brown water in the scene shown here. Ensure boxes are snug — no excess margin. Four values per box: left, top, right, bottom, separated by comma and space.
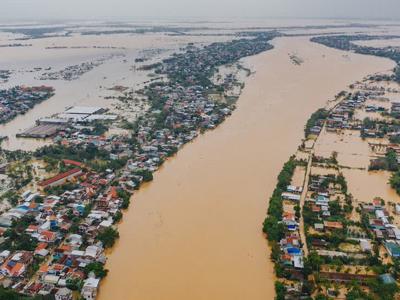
96, 36, 394, 300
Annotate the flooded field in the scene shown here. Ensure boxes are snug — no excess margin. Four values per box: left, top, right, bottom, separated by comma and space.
314, 130, 371, 168
98, 36, 394, 300
343, 169, 400, 204
0, 33, 233, 151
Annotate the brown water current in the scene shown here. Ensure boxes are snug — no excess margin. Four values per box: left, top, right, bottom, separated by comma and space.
98, 36, 394, 300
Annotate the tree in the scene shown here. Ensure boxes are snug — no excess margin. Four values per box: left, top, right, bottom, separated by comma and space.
330, 151, 338, 164
84, 262, 108, 278
395, 65, 400, 83
295, 204, 301, 219
113, 211, 123, 223
117, 189, 132, 209
263, 216, 285, 242
270, 241, 281, 261
275, 281, 286, 300
305, 251, 324, 273
390, 171, 400, 195
386, 150, 399, 172
66, 278, 83, 291
368, 278, 398, 300
346, 286, 374, 300
135, 169, 153, 182
391, 258, 400, 279
315, 295, 328, 300
97, 227, 119, 248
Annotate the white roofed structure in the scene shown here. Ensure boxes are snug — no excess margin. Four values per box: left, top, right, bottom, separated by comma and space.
65, 106, 104, 115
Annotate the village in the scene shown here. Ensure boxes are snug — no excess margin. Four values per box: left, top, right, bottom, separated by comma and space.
0, 71, 12, 84
37, 53, 125, 81
265, 52, 400, 299
0, 86, 55, 125
0, 32, 277, 299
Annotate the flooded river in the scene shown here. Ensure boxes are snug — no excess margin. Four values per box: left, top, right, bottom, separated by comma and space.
98, 36, 394, 300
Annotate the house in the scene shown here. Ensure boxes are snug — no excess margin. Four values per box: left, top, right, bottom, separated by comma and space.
34, 243, 49, 257
26, 225, 39, 234
360, 239, 372, 252
311, 238, 328, 248
0, 216, 13, 228
282, 192, 301, 202
287, 224, 298, 231
396, 204, 400, 215
314, 223, 324, 231
0, 251, 33, 278
81, 277, 100, 300
385, 241, 400, 258
62, 159, 84, 167
372, 198, 383, 209
380, 273, 396, 285
374, 229, 384, 239
393, 227, 400, 240
283, 212, 296, 223
316, 195, 329, 206
312, 205, 321, 213
293, 255, 304, 269
287, 185, 303, 194
43, 274, 60, 285
324, 221, 343, 230
39, 168, 83, 189
38, 230, 58, 243
0, 250, 10, 264
370, 219, 385, 230
375, 210, 385, 219
85, 245, 101, 260
280, 236, 300, 248
55, 287, 73, 300
0, 163, 7, 174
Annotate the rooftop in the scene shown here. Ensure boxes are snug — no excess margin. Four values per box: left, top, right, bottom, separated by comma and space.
65, 106, 103, 115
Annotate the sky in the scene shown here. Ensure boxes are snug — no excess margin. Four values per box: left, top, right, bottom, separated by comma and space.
1, 0, 400, 21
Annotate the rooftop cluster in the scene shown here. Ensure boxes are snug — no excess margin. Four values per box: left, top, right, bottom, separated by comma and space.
0, 86, 55, 125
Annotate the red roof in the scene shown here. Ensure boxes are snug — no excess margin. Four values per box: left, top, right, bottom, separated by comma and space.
324, 221, 343, 229
108, 186, 118, 199
35, 243, 48, 252
63, 159, 84, 167
312, 205, 321, 212
373, 198, 382, 206
26, 225, 38, 232
10, 262, 24, 277
40, 231, 57, 242
39, 168, 82, 187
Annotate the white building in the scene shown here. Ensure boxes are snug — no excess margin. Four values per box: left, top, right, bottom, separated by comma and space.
81, 277, 100, 300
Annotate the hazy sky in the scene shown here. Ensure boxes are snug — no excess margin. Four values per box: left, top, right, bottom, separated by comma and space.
1, 0, 400, 21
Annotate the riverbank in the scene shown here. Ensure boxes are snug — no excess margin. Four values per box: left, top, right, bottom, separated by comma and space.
98, 36, 394, 300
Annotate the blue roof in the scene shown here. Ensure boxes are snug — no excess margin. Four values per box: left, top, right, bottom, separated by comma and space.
385, 242, 400, 257
287, 247, 301, 255
380, 274, 396, 284
17, 205, 29, 211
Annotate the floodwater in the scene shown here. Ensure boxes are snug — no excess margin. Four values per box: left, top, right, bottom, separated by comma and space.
98, 36, 394, 300
0, 34, 232, 151
314, 130, 371, 168
343, 169, 400, 204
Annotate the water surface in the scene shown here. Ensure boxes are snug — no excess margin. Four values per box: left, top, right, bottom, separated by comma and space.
99, 36, 394, 300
